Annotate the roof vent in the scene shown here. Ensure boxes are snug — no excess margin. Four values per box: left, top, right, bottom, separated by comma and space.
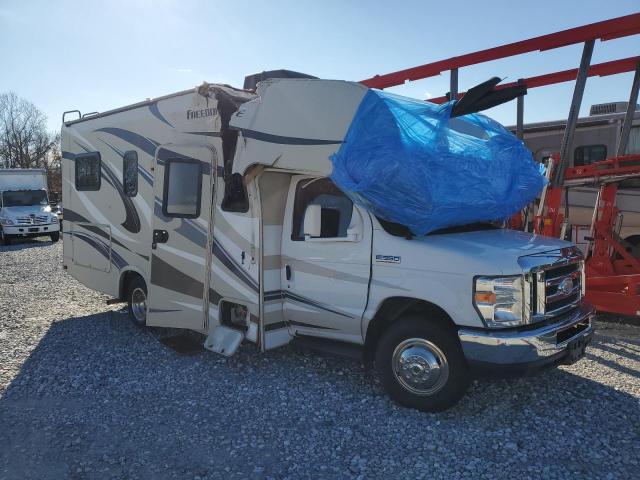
589, 101, 639, 116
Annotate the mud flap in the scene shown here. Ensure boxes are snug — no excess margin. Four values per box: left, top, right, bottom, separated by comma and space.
204, 326, 244, 357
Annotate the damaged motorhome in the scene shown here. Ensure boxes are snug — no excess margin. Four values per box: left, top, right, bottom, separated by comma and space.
61, 75, 595, 411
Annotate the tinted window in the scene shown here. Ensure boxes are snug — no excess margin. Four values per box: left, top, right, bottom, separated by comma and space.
162, 159, 202, 218
75, 152, 101, 191
291, 178, 353, 241
574, 145, 607, 166
123, 150, 138, 197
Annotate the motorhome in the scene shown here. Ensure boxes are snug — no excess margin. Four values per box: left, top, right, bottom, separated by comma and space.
511, 103, 640, 250
0, 168, 60, 244
61, 76, 594, 411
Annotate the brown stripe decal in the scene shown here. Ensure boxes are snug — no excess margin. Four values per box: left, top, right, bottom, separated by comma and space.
150, 254, 204, 299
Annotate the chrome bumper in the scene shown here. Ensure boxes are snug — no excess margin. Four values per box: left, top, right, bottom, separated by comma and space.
458, 303, 595, 366
3, 223, 59, 235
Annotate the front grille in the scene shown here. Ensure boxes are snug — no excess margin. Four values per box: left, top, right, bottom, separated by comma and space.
523, 247, 584, 323
16, 215, 49, 225
533, 257, 583, 320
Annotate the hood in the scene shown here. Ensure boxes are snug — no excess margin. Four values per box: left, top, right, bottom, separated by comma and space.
397, 228, 572, 275
1, 205, 52, 218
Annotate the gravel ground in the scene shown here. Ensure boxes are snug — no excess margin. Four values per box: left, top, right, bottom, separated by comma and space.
1, 239, 639, 480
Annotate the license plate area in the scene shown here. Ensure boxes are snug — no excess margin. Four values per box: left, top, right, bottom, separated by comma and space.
563, 334, 589, 364
556, 320, 589, 345
28, 227, 39, 232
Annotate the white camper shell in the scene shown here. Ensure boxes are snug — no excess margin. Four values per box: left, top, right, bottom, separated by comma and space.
0, 168, 60, 244
61, 78, 594, 411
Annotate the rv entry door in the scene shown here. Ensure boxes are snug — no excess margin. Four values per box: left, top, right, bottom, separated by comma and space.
146, 144, 215, 331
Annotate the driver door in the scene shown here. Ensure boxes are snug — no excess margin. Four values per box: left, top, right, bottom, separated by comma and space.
280, 176, 371, 343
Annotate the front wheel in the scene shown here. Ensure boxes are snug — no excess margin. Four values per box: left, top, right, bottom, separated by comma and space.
0, 228, 11, 246
376, 315, 470, 412
50, 231, 60, 243
127, 276, 148, 327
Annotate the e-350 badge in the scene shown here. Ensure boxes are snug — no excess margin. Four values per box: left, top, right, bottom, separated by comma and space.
375, 254, 401, 264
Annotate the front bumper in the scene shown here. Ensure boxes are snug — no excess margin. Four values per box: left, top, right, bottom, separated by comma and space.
2, 223, 60, 236
458, 302, 595, 376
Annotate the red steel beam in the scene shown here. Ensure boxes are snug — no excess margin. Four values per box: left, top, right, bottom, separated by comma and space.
360, 13, 640, 89
427, 56, 640, 104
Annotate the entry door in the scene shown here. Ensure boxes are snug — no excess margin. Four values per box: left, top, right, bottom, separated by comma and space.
280, 176, 371, 343
146, 144, 214, 330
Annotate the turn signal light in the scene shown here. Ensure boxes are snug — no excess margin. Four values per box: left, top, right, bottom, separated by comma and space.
474, 292, 496, 304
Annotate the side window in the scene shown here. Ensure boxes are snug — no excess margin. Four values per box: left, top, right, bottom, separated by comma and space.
123, 150, 138, 197
162, 159, 202, 218
291, 178, 353, 241
75, 152, 101, 191
574, 145, 607, 166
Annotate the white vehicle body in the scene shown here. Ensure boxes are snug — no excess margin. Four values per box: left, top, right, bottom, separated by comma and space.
61, 78, 594, 410
0, 169, 60, 243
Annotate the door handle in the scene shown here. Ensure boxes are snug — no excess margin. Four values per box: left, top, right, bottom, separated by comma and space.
152, 229, 169, 249
285, 264, 291, 281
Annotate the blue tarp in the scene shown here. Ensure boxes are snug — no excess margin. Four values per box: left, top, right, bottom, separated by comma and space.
330, 90, 546, 235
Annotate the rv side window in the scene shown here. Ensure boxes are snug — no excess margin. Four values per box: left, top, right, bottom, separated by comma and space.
162, 159, 202, 218
75, 152, 101, 191
574, 145, 607, 166
291, 178, 353, 241
123, 150, 138, 197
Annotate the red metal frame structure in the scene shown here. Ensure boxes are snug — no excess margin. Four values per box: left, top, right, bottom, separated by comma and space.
361, 13, 640, 91
536, 154, 640, 316
359, 13, 640, 316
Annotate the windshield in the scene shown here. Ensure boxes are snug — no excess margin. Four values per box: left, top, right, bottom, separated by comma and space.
2, 189, 49, 207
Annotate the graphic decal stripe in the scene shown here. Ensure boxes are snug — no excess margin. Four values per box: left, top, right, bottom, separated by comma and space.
288, 320, 338, 331
69, 231, 127, 270
268, 290, 353, 319
236, 128, 343, 145
149, 103, 174, 128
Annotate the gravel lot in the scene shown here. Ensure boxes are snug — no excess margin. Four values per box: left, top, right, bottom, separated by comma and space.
1, 239, 639, 480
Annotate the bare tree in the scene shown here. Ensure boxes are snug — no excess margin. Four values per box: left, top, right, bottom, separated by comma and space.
0, 92, 61, 198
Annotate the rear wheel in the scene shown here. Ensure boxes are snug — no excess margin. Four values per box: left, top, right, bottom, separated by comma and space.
50, 231, 60, 243
375, 315, 470, 412
127, 276, 148, 327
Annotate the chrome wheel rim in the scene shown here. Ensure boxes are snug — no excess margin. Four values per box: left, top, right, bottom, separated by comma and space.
131, 287, 147, 323
392, 338, 449, 396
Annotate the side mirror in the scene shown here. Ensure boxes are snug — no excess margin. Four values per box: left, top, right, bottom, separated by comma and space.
303, 204, 322, 238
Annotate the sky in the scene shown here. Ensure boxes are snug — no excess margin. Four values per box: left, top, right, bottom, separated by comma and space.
0, 0, 638, 134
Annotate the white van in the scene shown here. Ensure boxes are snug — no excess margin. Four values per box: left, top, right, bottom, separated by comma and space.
0, 169, 60, 245
60, 78, 594, 411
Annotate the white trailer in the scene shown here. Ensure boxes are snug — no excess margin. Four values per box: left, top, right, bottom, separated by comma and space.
0, 168, 60, 244
61, 77, 594, 411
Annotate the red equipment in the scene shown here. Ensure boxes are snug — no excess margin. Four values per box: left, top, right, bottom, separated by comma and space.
535, 154, 640, 316
359, 13, 640, 316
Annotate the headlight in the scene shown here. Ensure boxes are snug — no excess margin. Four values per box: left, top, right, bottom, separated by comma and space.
473, 275, 524, 328
0, 217, 14, 226
51, 215, 59, 223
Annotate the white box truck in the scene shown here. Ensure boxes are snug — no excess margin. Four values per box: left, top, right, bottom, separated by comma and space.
0, 169, 60, 245
60, 77, 594, 411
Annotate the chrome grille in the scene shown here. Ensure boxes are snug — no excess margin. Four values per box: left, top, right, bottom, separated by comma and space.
541, 262, 582, 317
16, 215, 50, 225
520, 246, 584, 324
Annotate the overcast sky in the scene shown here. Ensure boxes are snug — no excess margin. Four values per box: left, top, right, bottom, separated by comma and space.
0, 0, 638, 133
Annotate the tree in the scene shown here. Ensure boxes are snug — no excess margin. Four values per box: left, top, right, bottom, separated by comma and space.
0, 92, 61, 198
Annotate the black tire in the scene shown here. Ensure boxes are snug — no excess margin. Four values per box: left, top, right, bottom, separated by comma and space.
624, 235, 640, 259
375, 315, 470, 412
50, 231, 60, 243
0, 228, 11, 246
126, 276, 148, 327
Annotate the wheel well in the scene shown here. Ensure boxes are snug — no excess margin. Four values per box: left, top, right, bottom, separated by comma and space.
363, 297, 456, 363
119, 270, 144, 300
